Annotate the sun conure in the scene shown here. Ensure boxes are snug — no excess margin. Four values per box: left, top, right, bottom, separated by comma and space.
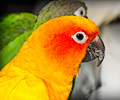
0, 0, 87, 69
0, 16, 104, 100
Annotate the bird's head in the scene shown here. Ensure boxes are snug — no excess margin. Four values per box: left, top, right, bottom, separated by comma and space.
27, 16, 104, 77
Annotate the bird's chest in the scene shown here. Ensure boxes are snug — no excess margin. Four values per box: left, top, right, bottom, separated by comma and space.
46, 81, 73, 100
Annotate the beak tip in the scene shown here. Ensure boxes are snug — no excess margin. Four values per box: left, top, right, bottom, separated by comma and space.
82, 36, 105, 67
97, 52, 105, 67
97, 58, 104, 67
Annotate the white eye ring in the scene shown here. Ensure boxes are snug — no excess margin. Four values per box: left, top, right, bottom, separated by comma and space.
74, 7, 86, 17
71, 31, 88, 44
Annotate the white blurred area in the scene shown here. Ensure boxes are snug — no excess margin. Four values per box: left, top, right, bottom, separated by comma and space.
98, 23, 120, 100
72, 0, 120, 100
85, 0, 120, 26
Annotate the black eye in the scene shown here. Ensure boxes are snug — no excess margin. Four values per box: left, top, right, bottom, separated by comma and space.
71, 31, 88, 44
80, 10, 83, 16
76, 33, 84, 40
74, 7, 86, 17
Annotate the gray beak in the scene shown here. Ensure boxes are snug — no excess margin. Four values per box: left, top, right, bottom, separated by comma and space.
82, 36, 105, 67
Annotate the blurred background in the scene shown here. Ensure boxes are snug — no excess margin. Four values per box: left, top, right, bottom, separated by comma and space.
0, 0, 52, 16
0, 0, 120, 100
84, 1, 120, 100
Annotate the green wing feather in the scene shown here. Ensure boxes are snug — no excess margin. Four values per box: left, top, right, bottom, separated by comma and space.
0, 13, 37, 69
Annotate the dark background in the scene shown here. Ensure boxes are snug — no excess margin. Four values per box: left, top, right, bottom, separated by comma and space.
0, 0, 52, 16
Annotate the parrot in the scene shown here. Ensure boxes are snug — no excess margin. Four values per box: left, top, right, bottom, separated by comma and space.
34, 0, 87, 29
0, 16, 105, 100
0, 0, 87, 69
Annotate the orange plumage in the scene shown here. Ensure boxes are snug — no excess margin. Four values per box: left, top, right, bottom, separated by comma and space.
0, 16, 99, 100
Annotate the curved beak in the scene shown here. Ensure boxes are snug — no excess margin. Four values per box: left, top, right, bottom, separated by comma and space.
82, 36, 105, 67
